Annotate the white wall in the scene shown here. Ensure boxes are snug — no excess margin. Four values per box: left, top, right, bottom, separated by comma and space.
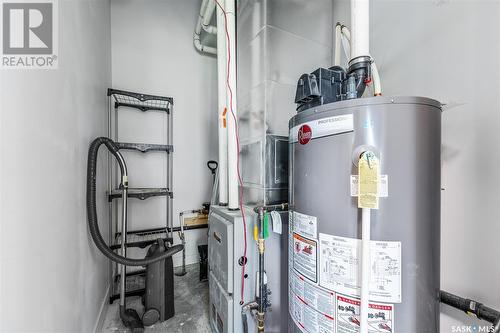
0, 1, 112, 332
111, 0, 218, 267
333, 0, 500, 330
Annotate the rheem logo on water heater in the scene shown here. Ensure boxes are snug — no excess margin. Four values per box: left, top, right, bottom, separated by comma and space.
298, 124, 312, 145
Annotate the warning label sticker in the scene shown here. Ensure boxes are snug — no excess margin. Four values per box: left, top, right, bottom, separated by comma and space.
336, 294, 394, 333
304, 305, 335, 333
291, 295, 336, 333
291, 293, 304, 327
350, 175, 388, 197
290, 271, 335, 318
293, 233, 318, 283
319, 233, 402, 303
291, 211, 318, 239
289, 271, 335, 333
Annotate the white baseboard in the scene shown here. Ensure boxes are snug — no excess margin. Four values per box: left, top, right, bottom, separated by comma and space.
93, 284, 110, 333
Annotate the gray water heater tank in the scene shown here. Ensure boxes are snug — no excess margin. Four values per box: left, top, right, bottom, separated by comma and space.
288, 96, 441, 332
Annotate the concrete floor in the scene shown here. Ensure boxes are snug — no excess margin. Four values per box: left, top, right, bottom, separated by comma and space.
101, 264, 211, 333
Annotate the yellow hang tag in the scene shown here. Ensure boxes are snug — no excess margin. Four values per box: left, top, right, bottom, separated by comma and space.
358, 152, 380, 209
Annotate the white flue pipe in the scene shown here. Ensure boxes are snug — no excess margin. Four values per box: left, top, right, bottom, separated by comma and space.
360, 207, 371, 333
340, 22, 381, 95
202, 0, 217, 35
217, 1, 228, 205
225, 0, 239, 210
194, 0, 217, 55
350, 0, 369, 60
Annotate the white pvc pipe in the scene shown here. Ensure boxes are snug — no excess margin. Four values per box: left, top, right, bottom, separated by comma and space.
341, 33, 351, 61
195, 0, 209, 37
338, 24, 351, 65
194, 0, 217, 55
350, 0, 369, 60
202, 1, 217, 35
194, 37, 217, 55
342, 25, 351, 62
225, 0, 239, 210
217, 1, 228, 205
371, 62, 381, 95
202, 23, 217, 35
203, 1, 215, 27
360, 207, 371, 333
341, 26, 351, 41
351, 3, 376, 331
334, 23, 342, 66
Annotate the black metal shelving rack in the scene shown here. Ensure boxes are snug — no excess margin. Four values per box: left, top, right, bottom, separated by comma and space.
107, 88, 174, 304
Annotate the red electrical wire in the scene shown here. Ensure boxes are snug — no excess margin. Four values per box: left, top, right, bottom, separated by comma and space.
213, 0, 248, 305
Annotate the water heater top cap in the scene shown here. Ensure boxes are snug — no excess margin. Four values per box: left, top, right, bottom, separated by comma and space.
290, 95, 441, 129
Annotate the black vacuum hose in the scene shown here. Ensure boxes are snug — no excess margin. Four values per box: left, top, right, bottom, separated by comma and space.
493, 316, 500, 333
86, 137, 182, 266
440, 290, 500, 324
